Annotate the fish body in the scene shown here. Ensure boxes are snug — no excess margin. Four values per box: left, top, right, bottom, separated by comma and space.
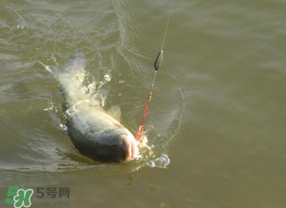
45, 51, 138, 162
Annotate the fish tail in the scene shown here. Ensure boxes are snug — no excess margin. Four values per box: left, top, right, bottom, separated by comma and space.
38, 60, 60, 78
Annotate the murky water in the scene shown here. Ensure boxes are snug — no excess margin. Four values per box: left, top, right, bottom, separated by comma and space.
1, 0, 286, 207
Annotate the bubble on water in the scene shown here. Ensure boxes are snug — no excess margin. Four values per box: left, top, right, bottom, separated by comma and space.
147, 160, 156, 168
43, 101, 56, 111
155, 154, 171, 167
119, 80, 125, 84
16, 25, 24, 29
103, 74, 111, 82
147, 154, 170, 168
59, 123, 68, 132
64, 109, 71, 117
118, 93, 122, 97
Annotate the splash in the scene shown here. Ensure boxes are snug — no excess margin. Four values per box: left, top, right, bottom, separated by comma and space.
134, 133, 171, 169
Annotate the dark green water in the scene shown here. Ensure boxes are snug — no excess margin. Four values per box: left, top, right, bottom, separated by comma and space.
1, 0, 286, 207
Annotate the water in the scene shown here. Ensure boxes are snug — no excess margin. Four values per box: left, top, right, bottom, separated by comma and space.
1, 0, 286, 207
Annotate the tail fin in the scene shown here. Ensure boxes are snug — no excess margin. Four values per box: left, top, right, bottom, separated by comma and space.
39, 50, 85, 78
38, 61, 60, 78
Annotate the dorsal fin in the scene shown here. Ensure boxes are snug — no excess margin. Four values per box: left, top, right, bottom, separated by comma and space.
107, 105, 121, 122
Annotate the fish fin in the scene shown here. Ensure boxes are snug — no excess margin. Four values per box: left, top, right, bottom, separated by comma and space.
107, 105, 122, 122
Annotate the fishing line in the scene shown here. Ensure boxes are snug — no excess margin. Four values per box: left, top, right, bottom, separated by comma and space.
135, 0, 175, 142
161, 0, 175, 51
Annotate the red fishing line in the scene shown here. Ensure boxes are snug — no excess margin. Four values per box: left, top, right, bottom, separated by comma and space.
135, 91, 152, 141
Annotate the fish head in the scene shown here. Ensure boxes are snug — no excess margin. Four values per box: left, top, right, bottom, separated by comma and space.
97, 129, 139, 162
115, 131, 139, 161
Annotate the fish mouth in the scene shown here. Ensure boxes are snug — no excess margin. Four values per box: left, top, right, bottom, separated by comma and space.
128, 136, 139, 160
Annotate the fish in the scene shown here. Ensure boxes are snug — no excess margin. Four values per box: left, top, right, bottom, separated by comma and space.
42, 51, 139, 162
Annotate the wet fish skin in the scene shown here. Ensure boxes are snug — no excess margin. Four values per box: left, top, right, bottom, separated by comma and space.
67, 106, 136, 162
